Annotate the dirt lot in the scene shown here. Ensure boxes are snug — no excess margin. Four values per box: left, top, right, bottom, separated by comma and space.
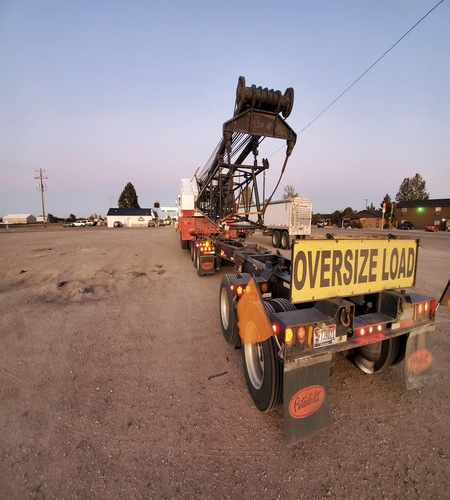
1, 226, 449, 499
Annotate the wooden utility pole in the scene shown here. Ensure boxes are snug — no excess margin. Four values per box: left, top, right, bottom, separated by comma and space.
35, 169, 47, 227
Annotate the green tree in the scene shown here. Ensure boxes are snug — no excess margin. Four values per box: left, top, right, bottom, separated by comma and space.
118, 182, 140, 208
395, 173, 429, 202
68, 214, 76, 222
47, 213, 59, 223
282, 185, 298, 199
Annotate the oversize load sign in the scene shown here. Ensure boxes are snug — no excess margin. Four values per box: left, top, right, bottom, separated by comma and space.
291, 238, 418, 303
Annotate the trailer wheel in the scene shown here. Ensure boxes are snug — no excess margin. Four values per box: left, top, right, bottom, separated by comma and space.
280, 231, 290, 250
272, 230, 281, 248
243, 336, 283, 411
352, 337, 402, 374
180, 233, 189, 250
219, 274, 238, 344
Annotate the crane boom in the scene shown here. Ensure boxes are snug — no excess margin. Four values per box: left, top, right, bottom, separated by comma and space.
195, 76, 297, 230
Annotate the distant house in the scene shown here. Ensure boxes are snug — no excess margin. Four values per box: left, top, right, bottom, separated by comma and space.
106, 208, 158, 228
349, 209, 383, 229
396, 198, 450, 230
2, 214, 37, 224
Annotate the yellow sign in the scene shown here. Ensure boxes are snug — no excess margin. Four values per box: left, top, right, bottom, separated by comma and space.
291, 238, 418, 303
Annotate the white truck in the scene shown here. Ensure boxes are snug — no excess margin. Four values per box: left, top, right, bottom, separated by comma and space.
262, 197, 312, 249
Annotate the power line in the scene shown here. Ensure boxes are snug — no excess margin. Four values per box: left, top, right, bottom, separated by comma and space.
298, 0, 445, 135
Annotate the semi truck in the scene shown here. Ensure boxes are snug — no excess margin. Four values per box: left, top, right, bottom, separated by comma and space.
177, 77, 440, 444
261, 197, 312, 249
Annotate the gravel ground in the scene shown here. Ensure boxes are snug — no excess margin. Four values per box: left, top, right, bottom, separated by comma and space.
0, 225, 449, 499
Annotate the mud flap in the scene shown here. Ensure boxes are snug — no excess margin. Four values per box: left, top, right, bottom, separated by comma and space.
198, 255, 216, 276
283, 353, 332, 445
404, 325, 436, 390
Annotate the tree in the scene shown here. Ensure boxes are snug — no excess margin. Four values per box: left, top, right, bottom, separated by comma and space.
395, 173, 429, 202
118, 182, 140, 208
282, 185, 298, 199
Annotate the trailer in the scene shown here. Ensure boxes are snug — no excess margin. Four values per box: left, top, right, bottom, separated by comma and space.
177, 77, 440, 444
262, 197, 312, 249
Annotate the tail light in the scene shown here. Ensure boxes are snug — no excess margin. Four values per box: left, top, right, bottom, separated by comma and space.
357, 323, 384, 337
414, 299, 436, 321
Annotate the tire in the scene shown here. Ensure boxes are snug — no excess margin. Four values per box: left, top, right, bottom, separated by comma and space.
190, 241, 195, 261
180, 233, 189, 250
219, 274, 238, 344
271, 230, 281, 248
352, 337, 402, 374
243, 336, 283, 411
280, 231, 290, 250
193, 245, 199, 268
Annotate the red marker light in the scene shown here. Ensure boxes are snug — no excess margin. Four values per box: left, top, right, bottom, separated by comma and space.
297, 326, 306, 342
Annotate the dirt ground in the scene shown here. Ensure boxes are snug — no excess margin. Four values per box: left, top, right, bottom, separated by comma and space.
0, 225, 449, 499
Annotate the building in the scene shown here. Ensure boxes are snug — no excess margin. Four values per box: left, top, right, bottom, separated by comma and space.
2, 214, 37, 224
396, 199, 450, 230
348, 209, 383, 229
106, 208, 158, 228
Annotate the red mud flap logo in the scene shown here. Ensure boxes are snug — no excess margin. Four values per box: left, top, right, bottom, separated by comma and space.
202, 262, 214, 271
407, 349, 433, 373
289, 385, 325, 419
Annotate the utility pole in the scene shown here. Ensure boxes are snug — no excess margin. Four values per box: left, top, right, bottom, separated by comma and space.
35, 169, 47, 227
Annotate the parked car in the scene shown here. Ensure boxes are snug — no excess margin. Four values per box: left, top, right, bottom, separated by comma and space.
398, 221, 414, 230
425, 225, 439, 232
72, 219, 88, 227
113, 221, 123, 228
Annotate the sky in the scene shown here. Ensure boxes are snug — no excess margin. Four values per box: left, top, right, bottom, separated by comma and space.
0, 0, 449, 218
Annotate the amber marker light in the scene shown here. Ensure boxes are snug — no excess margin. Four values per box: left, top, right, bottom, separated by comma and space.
285, 327, 294, 345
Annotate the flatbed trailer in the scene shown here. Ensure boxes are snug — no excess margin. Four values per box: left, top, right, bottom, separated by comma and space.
177, 77, 440, 444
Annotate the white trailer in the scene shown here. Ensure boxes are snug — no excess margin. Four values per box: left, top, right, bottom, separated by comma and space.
262, 197, 312, 249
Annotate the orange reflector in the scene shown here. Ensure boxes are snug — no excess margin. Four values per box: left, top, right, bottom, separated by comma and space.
285, 328, 294, 345
307, 325, 313, 347
369, 326, 373, 334
360, 328, 365, 336
418, 303, 423, 314
236, 285, 243, 296
260, 282, 268, 293
424, 302, 429, 312
377, 324, 382, 332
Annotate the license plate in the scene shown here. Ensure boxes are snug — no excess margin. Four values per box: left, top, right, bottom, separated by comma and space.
314, 324, 336, 348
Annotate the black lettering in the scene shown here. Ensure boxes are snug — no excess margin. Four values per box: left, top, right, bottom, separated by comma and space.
307, 250, 320, 288
398, 248, 406, 278
332, 250, 343, 287
320, 250, 331, 287
343, 249, 353, 285
353, 251, 359, 284
294, 251, 307, 290
407, 247, 415, 277
390, 248, 399, 280
358, 249, 369, 283
381, 248, 389, 280
368, 249, 378, 282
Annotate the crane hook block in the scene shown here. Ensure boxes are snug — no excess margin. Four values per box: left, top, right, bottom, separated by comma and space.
234, 76, 294, 119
